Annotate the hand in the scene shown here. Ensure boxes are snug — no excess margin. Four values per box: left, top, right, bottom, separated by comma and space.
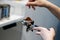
33, 27, 55, 40
26, 0, 49, 10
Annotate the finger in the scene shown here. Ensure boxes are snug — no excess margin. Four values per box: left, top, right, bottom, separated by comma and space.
32, 6, 36, 10
33, 27, 44, 31
36, 32, 41, 35
26, 2, 36, 6
26, 4, 36, 10
29, 0, 35, 2
28, 5, 31, 9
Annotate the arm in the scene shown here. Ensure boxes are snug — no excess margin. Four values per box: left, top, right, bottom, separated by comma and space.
45, 1, 60, 20
26, 0, 60, 20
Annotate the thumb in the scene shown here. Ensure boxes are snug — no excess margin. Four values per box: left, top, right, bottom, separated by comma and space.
49, 28, 55, 36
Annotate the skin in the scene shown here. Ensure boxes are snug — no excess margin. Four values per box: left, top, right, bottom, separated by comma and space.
33, 27, 55, 40
26, 0, 60, 40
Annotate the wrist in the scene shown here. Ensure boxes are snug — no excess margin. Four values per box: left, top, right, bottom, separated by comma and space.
46, 39, 54, 40
45, 37, 54, 40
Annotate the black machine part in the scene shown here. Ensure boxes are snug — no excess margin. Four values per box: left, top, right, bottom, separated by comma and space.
3, 23, 16, 30
21, 20, 38, 32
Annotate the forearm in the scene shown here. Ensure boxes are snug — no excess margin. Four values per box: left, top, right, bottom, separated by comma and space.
45, 1, 60, 20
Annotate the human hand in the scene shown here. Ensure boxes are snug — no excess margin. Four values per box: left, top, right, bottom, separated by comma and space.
26, 0, 49, 10
33, 27, 55, 40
